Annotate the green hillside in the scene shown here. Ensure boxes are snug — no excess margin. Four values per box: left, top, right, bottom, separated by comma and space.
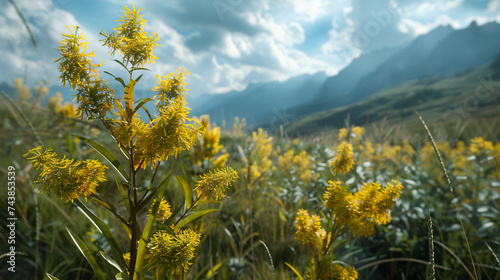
291, 56, 500, 136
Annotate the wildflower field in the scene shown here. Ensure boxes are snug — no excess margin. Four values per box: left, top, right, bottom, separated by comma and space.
1, 4, 499, 280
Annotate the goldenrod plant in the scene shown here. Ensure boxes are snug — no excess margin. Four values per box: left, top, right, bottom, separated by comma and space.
24, 4, 237, 280
287, 141, 403, 280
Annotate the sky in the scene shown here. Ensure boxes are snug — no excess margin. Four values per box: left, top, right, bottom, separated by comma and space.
1, 0, 499, 100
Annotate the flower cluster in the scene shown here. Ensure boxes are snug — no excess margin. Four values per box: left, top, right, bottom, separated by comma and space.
55, 25, 115, 118
149, 198, 172, 224
147, 228, 201, 273
194, 167, 239, 200
24, 146, 108, 202
277, 149, 319, 185
323, 180, 403, 237
326, 263, 359, 280
153, 68, 189, 106
113, 97, 204, 169
330, 142, 354, 175
295, 209, 325, 251
190, 115, 228, 169
100, 4, 160, 67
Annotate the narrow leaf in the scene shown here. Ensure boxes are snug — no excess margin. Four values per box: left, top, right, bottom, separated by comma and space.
116, 178, 130, 212
176, 175, 192, 208
134, 168, 177, 280
285, 262, 304, 280
132, 98, 154, 116
75, 199, 128, 273
99, 251, 123, 273
174, 209, 219, 229
73, 135, 129, 181
124, 79, 137, 120
46, 273, 61, 280
134, 73, 144, 82
66, 228, 108, 280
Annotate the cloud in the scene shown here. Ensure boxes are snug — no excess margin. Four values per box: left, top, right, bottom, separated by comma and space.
488, 0, 500, 12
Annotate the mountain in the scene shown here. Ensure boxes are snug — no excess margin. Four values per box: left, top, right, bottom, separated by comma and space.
343, 21, 500, 105
191, 21, 500, 130
290, 55, 500, 135
190, 71, 327, 125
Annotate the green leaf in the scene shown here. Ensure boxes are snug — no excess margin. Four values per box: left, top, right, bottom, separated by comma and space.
132, 98, 154, 116
104, 71, 126, 88
141, 105, 154, 122
112, 59, 130, 73
134, 73, 144, 82
285, 262, 304, 280
73, 135, 129, 182
134, 168, 177, 280
46, 273, 61, 280
176, 175, 192, 208
75, 199, 128, 274
116, 178, 130, 213
174, 209, 219, 229
124, 79, 137, 120
131, 67, 151, 72
99, 251, 123, 273
66, 228, 108, 280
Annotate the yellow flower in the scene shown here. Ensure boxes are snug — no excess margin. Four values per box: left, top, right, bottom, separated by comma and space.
330, 142, 354, 175
24, 146, 108, 202
194, 167, 238, 200
147, 228, 200, 273
351, 126, 364, 139
133, 99, 204, 169
149, 198, 172, 224
100, 4, 160, 67
55, 25, 100, 90
338, 128, 348, 140
323, 180, 352, 226
326, 264, 359, 280
213, 153, 229, 169
469, 137, 494, 156
278, 149, 295, 174
349, 180, 403, 237
55, 25, 115, 118
153, 68, 189, 105
295, 209, 325, 250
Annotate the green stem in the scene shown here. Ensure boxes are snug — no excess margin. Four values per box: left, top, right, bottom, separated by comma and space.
174, 196, 202, 227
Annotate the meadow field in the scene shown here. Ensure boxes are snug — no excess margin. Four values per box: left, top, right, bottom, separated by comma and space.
1, 81, 499, 279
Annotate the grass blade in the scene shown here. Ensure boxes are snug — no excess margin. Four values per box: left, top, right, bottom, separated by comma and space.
75, 199, 128, 274
176, 175, 192, 208
66, 228, 108, 280
416, 111, 478, 280
285, 262, 304, 280
174, 209, 219, 229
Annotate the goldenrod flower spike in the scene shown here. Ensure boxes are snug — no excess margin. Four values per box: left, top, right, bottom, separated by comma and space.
101, 3, 160, 67
294, 209, 325, 251
323, 180, 352, 226
469, 137, 494, 156
194, 167, 239, 200
330, 142, 354, 175
147, 229, 201, 273
327, 263, 359, 280
148, 198, 172, 224
24, 146, 108, 202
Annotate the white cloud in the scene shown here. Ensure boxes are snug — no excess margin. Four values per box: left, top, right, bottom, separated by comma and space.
289, 0, 328, 22
411, 0, 464, 16
488, 0, 500, 12
398, 15, 461, 36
